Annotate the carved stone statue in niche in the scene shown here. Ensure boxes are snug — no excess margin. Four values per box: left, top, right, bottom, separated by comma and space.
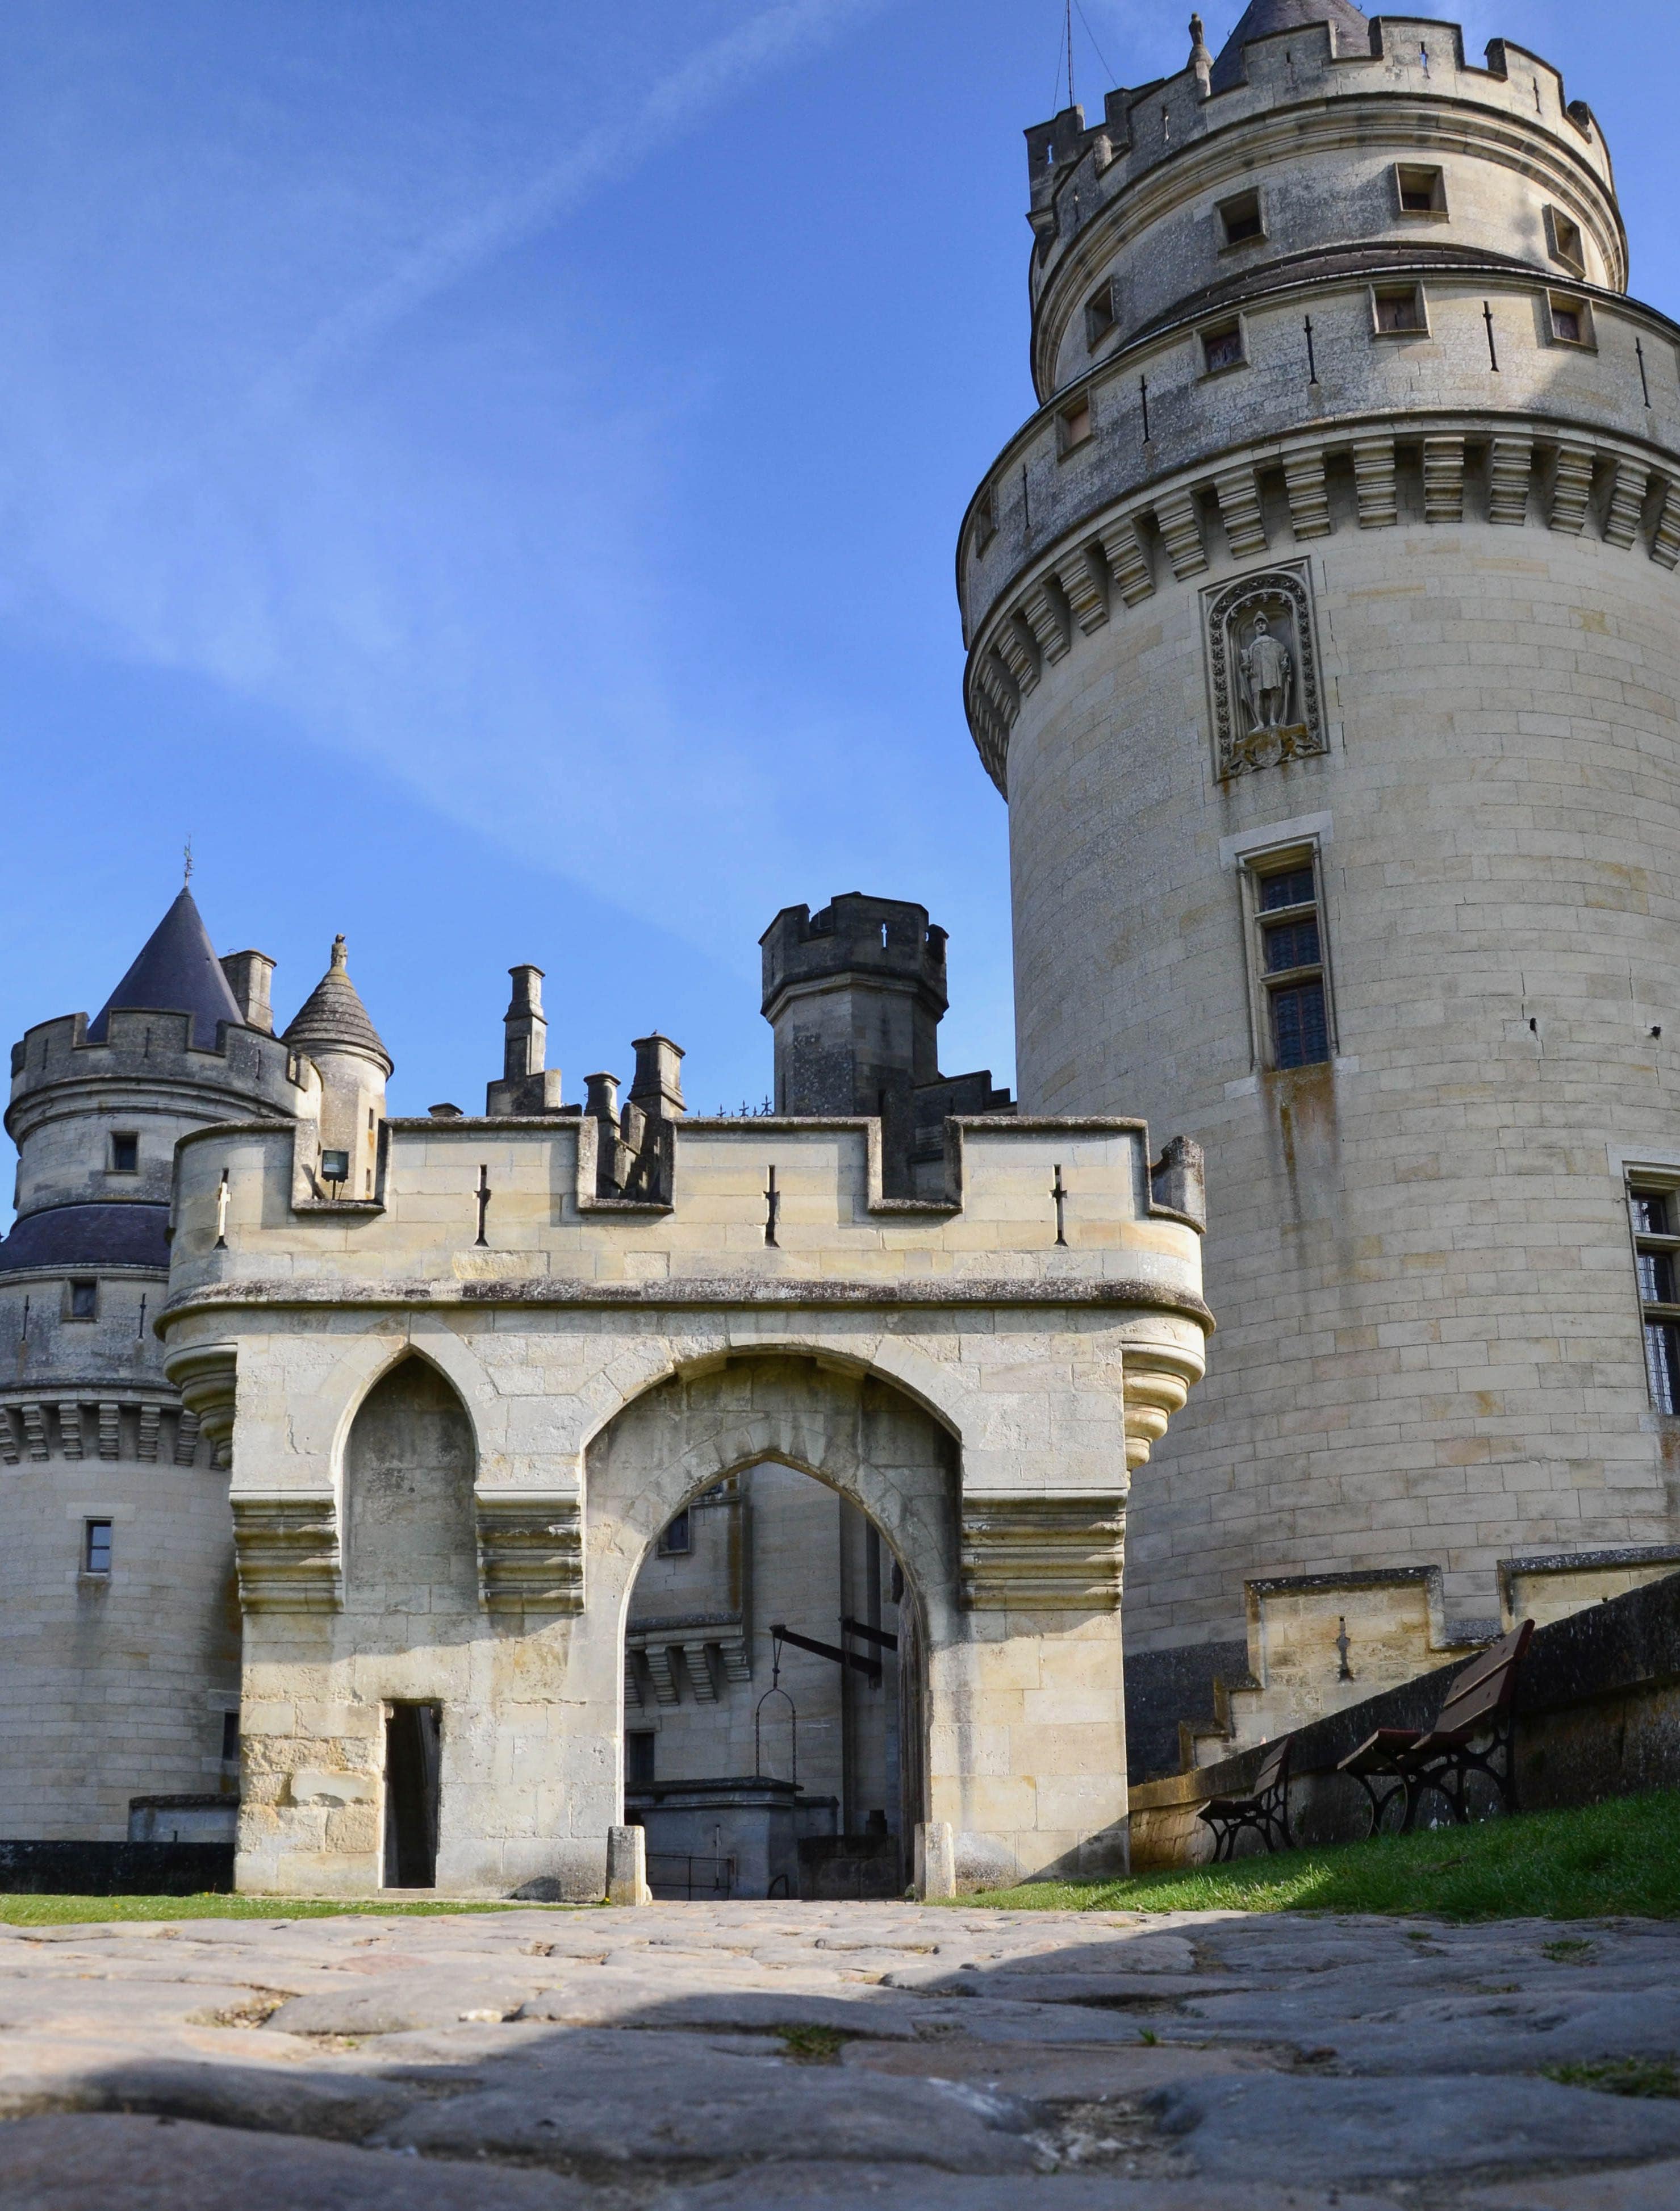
1205, 564, 1328, 782
1239, 614, 1293, 734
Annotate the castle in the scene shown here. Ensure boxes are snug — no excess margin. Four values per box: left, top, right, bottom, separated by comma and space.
0, 886, 1207, 1894
964, 1, 1680, 1774
3, 2, 1677, 1893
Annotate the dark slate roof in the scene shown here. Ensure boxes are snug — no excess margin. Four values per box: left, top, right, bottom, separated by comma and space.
86, 888, 245, 1052
282, 936, 392, 1074
0, 1202, 170, 1275
1209, 0, 1371, 94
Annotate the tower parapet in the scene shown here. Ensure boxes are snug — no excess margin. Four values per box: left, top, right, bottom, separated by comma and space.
966, 7, 1680, 1769
963, 10, 1674, 792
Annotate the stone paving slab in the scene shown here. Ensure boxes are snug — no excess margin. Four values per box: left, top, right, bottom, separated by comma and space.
0, 1900, 1675, 2204
656, 2167, 1398, 2210
1147, 2072, 1680, 2184
0, 2113, 594, 2209
1469, 2167, 1680, 2209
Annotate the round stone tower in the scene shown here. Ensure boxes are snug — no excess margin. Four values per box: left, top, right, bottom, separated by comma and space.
0, 890, 307, 1839
960, 5, 1680, 1768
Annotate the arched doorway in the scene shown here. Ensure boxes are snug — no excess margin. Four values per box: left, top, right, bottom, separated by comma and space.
588, 1354, 954, 1901
624, 1462, 924, 1899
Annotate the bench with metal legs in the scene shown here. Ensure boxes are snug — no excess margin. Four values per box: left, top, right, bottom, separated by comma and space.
1337, 1620, 1534, 1835
1197, 1732, 1294, 1861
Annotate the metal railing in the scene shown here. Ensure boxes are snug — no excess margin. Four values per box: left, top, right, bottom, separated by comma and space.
646, 1851, 736, 1901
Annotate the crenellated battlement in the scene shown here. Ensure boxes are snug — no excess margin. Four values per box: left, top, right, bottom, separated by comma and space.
1025, 19, 1620, 404
760, 895, 947, 1012
160, 1111, 1208, 1318
9, 1008, 306, 1121
5, 1008, 310, 1244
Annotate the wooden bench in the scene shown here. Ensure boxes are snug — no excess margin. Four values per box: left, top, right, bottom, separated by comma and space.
1337, 1619, 1534, 1835
1197, 1732, 1293, 1862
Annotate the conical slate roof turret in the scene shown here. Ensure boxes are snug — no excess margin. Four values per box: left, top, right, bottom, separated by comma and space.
87, 886, 245, 1050
1209, 0, 1370, 94
282, 935, 393, 1074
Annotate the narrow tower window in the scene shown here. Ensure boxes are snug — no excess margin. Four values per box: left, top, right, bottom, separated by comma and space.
1371, 284, 1428, 336
1218, 189, 1264, 247
1084, 278, 1118, 348
1394, 165, 1447, 218
1247, 858, 1332, 1071
1547, 292, 1595, 349
110, 1133, 139, 1173
1631, 1187, 1680, 1413
658, 1509, 692, 1558
83, 1520, 112, 1575
1059, 397, 1093, 452
1200, 320, 1247, 376
973, 485, 996, 553
67, 1280, 98, 1321
1545, 206, 1586, 276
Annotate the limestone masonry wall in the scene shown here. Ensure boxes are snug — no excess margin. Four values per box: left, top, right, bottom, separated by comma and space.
966, 10, 1680, 1763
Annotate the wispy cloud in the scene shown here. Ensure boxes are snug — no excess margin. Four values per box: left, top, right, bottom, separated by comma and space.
0, 0, 918, 972
265, 0, 893, 405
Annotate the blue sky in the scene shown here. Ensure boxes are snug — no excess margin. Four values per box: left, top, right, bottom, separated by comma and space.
1, 1, 1673, 1130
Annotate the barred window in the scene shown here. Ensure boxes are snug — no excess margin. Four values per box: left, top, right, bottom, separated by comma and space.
1631, 1186, 1680, 1413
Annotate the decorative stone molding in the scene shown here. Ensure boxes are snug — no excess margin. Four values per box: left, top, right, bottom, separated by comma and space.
1604, 459, 1648, 549
965, 415, 1680, 793
1487, 435, 1534, 524
231, 1494, 342, 1612
1654, 473, 1680, 570
1282, 450, 1331, 540
1204, 563, 1327, 785
642, 1645, 679, 1705
1213, 464, 1268, 559
1122, 1342, 1205, 1471
1549, 441, 1595, 535
1098, 516, 1154, 606
1155, 490, 1207, 579
960, 1494, 1126, 1611
626, 1610, 751, 1701
165, 1341, 238, 1455
996, 619, 1039, 699
1423, 436, 1466, 524
1018, 578, 1071, 665
0, 1397, 202, 1469
1352, 436, 1398, 528
474, 1494, 583, 1615
1054, 546, 1109, 633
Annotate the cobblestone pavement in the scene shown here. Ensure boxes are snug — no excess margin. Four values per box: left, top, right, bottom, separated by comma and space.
0, 1901, 1677, 2207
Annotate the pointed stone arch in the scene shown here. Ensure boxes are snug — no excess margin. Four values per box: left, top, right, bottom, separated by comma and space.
585, 1352, 960, 1649
342, 1354, 478, 1620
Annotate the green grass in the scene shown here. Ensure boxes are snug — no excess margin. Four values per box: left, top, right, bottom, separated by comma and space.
0, 1893, 575, 1926
1547, 2056, 1680, 2099
776, 2025, 849, 2064
966, 1789, 1680, 1923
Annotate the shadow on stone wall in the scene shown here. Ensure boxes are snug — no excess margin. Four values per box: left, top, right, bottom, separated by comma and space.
1131, 1569, 1680, 1868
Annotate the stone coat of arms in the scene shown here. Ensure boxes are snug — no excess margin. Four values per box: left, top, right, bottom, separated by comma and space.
1205, 565, 1327, 782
